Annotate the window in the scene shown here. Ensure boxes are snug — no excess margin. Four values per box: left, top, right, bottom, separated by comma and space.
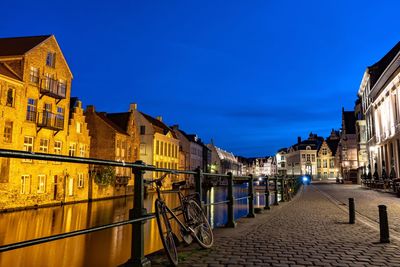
140, 143, 146, 155
26, 98, 37, 122
69, 143, 76, 157
306, 154, 310, 162
156, 140, 159, 155
3, 121, 12, 143
79, 145, 86, 157
127, 145, 132, 158
116, 140, 120, 157
323, 172, 328, 178
78, 173, 84, 188
330, 160, 334, 168
56, 107, 64, 129
160, 142, 164, 156
330, 172, 334, 177
21, 175, 30, 194
281, 156, 284, 160
39, 139, 49, 153
54, 141, 62, 154
168, 143, 171, 157
76, 122, 82, 133
121, 141, 126, 157
58, 80, 66, 97
46, 52, 56, 67
164, 142, 167, 156
140, 126, 145, 135
37, 175, 46, 193
301, 154, 305, 159
317, 159, 321, 168
322, 148, 327, 155
311, 154, 315, 162
30, 67, 39, 84
281, 162, 285, 168
23, 136, 34, 162
323, 160, 327, 168
6, 88, 14, 107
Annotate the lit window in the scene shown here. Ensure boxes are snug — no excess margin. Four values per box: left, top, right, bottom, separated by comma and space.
80, 144, 86, 157
56, 107, 64, 129
330, 160, 334, 168
38, 175, 46, 193
156, 140, 159, 155
58, 80, 66, 97
69, 143, 76, 157
46, 52, 56, 67
311, 154, 315, 162
26, 98, 37, 122
21, 175, 30, 194
168, 143, 171, 157
76, 122, 82, 133
23, 136, 34, 162
121, 141, 126, 157
54, 141, 62, 154
116, 140, 121, 157
3, 121, 12, 143
39, 139, 49, 153
78, 173, 84, 188
140, 143, 146, 155
323, 160, 327, 168
160, 142, 164, 156
30, 67, 39, 84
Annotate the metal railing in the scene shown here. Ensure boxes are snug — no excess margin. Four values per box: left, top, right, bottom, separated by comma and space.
0, 148, 301, 266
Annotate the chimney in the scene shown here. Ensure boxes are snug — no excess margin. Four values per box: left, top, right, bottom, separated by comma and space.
156, 116, 163, 122
171, 124, 179, 130
129, 103, 137, 112
86, 105, 95, 113
297, 136, 301, 144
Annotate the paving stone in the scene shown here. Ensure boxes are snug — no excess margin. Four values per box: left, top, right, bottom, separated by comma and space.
148, 183, 400, 266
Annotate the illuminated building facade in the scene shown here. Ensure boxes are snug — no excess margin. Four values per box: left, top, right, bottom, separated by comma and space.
85, 105, 139, 199
276, 148, 287, 176
286, 134, 322, 179
355, 98, 368, 183
316, 130, 339, 180
0, 35, 90, 209
207, 143, 241, 175
359, 41, 400, 180
130, 104, 180, 188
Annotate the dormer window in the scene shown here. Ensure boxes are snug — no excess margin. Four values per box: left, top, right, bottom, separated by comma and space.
46, 52, 56, 67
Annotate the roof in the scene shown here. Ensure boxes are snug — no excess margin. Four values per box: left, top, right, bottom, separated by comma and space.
0, 63, 21, 81
325, 139, 340, 155
96, 112, 128, 135
107, 112, 130, 132
368, 41, 400, 89
0, 35, 51, 57
343, 111, 356, 134
141, 112, 177, 138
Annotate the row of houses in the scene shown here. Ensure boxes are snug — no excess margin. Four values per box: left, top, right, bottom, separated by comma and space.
0, 35, 243, 210
276, 41, 400, 184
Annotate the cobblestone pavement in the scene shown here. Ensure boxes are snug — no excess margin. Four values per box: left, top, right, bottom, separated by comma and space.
313, 182, 400, 234
148, 183, 400, 266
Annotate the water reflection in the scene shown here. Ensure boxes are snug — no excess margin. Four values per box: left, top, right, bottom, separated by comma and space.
0, 185, 277, 267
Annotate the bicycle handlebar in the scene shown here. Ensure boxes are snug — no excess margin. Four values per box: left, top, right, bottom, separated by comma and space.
144, 171, 177, 185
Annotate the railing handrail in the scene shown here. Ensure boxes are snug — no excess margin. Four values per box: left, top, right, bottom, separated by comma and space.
0, 147, 301, 265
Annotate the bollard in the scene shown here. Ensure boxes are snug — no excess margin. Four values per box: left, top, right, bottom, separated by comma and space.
378, 205, 390, 243
195, 167, 203, 205
125, 161, 151, 267
247, 174, 255, 218
349, 198, 355, 224
226, 172, 236, 227
280, 178, 285, 202
264, 176, 270, 210
274, 178, 279, 205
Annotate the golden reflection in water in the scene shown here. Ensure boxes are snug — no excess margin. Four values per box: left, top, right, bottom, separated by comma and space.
210, 187, 215, 229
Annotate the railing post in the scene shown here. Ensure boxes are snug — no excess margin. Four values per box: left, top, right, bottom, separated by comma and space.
264, 176, 270, 210
247, 174, 255, 218
195, 167, 203, 205
274, 177, 279, 205
226, 172, 236, 227
280, 177, 285, 202
125, 161, 150, 267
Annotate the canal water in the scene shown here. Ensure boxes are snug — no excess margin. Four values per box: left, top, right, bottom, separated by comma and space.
0, 185, 276, 267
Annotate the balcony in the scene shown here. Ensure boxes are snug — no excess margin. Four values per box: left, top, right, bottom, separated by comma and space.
37, 112, 64, 132
40, 78, 66, 101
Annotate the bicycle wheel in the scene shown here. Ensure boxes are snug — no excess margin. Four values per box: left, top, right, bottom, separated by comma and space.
155, 199, 178, 266
186, 199, 214, 248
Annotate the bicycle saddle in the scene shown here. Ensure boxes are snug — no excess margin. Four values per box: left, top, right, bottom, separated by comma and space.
172, 180, 186, 189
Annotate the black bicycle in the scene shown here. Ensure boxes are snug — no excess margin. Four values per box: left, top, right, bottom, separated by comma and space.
146, 172, 213, 266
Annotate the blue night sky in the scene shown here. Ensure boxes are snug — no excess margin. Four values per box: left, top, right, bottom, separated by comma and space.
2, 1, 400, 157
